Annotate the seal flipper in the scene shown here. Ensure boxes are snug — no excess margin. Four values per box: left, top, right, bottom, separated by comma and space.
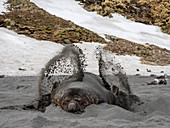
0, 100, 40, 111
51, 45, 85, 90
38, 44, 85, 110
39, 44, 85, 96
111, 85, 119, 95
98, 51, 111, 90
96, 46, 139, 110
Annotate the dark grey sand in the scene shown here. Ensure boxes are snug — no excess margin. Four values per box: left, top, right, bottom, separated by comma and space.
0, 76, 170, 128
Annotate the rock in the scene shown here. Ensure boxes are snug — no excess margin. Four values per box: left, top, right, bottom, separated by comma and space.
0, 75, 5, 78
64, 39, 72, 44
147, 79, 159, 85
146, 69, 151, 72
18, 67, 26, 71
158, 79, 167, 85
105, 34, 118, 41
156, 74, 167, 79
84, 0, 102, 3
150, 74, 157, 77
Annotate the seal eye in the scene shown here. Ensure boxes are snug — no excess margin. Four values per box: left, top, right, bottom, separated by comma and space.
62, 98, 71, 107
64, 97, 71, 103
75, 98, 82, 104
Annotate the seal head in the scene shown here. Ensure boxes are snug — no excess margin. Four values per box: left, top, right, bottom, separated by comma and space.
51, 87, 98, 113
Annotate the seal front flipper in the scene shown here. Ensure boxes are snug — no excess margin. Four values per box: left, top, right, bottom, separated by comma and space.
96, 46, 139, 110
38, 44, 85, 110
97, 46, 131, 93
111, 85, 119, 95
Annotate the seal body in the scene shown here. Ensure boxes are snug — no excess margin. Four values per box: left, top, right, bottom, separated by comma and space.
38, 44, 137, 112
51, 72, 116, 113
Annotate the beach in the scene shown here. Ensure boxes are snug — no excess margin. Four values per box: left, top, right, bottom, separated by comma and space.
0, 75, 170, 128
0, 0, 170, 127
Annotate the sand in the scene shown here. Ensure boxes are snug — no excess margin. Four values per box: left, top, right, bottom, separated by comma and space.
0, 75, 170, 128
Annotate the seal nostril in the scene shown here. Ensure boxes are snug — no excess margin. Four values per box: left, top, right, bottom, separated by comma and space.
68, 102, 76, 112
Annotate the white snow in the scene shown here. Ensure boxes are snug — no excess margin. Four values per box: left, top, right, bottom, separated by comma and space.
115, 55, 170, 76
76, 42, 170, 76
30, 0, 170, 50
75, 42, 106, 75
0, 0, 7, 14
0, 28, 169, 76
0, 28, 63, 76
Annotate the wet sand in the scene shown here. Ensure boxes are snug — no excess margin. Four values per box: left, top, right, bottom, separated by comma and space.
0, 75, 170, 128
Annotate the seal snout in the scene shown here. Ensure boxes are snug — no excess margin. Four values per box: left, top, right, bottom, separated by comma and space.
67, 100, 81, 113
68, 102, 76, 112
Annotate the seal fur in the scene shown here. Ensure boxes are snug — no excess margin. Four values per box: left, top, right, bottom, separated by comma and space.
51, 72, 116, 113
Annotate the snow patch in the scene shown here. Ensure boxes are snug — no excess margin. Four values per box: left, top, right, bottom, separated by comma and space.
75, 42, 170, 76
0, 0, 7, 14
115, 55, 170, 76
0, 28, 169, 76
0, 28, 63, 76
75, 42, 106, 75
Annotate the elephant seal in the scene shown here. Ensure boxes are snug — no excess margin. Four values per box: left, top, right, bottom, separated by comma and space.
37, 44, 138, 113
51, 72, 116, 113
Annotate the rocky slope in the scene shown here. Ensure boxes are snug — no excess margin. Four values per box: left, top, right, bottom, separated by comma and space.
0, 0, 170, 66
0, 0, 105, 44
